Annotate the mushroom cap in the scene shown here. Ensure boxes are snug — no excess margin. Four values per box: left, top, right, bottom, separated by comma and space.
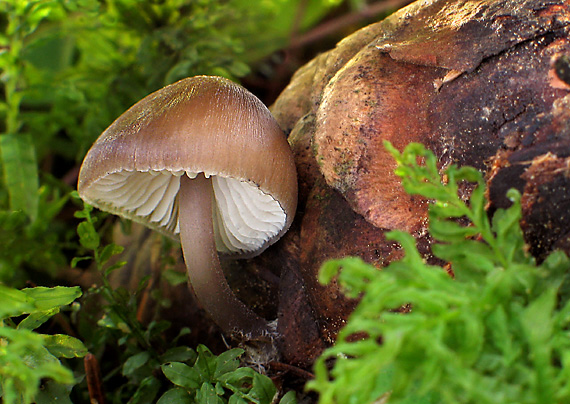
78, 76, 297, 257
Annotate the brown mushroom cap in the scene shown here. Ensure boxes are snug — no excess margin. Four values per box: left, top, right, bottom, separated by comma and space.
78, 76, 297, 257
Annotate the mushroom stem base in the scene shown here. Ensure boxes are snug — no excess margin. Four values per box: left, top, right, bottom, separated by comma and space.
178, 173, 270, 338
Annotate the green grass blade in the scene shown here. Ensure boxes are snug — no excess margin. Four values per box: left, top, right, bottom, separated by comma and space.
0, 133, 39, 221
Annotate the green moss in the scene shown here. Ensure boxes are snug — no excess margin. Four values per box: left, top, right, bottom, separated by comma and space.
309, 142, 570, 404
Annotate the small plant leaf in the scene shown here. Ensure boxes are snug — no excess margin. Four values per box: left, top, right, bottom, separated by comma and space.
17, 308, 60, 330
0, 285, 35, 318
122, 351, 151, 377
157, 388, 192, 404
228, 394, 249, 404
195, 345, 216, 380
163, 269, 189, 286
161, 362, 202, 390
428, 218, 479, 242
279, 390, 298, 404
21, 286, 82, 312
218, 366, 256, 388
196, 382, 223, 404
34, 380, 73, 404
214, 348, 244, 378
128, 375, 161, 404
77, 220, 100, 250
250, 372, 277, 403
41, 334, 88, 358
160, 346, 197, 364
99, 243, 124, 267
70, 256, 92, 268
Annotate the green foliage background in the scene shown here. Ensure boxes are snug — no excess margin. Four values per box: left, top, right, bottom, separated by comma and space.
0, 0, 343, 402
0, 0, 344, 286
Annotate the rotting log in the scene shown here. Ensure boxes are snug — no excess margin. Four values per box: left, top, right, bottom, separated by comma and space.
263, 0, 570, 366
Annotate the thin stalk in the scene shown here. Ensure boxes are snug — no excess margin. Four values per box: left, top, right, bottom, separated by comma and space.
178, 173, 270, 337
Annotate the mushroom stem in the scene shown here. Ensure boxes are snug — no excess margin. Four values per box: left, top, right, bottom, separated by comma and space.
178, 173, 270, 337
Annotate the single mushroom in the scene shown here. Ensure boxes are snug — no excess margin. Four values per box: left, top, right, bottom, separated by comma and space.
78, 76, 297, 338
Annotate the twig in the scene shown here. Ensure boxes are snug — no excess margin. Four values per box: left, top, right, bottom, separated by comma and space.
136, 274, 156, 324
84, 353, 106, 404
288, 0, 414, 50
268, 361, 315, 380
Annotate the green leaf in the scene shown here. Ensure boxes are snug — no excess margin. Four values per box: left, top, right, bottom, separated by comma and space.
128, 375, 161, 404
157, 388, 192, 404
279, 391, 298, 404
41, 334, 87, 358
0, 133, 39, 221
428, 218, 479, 242
542, 250, 570, 302
318, 259, 343, 285
217, 366, 256, 387
73, 202, 93, 219
34, 380, 73, 404
17, 308, 60, 330
104, 261, 128, 276
195, 345, 216, 380
468, 183, 488, 229
70, 256, 92, 268
386, 231, 424, 269
77, 220, 100, 250
432, 240, 495, 277
486, 306, 517, 366
521, 288, 557, 402
428, 200, 468, 219
160, 346, 197, 365
163, 269, 189, 286
250, 372, 277, 403
123, 351, 151, 377
229, 394, 249, 404
21, 286, 82, 312
521, 288, 556, 357
161, 362, 202, 390
0, 284, 34, 318
214, 382, 225, 396
99, 243, 124, 267
0, 328, 75, 402
196, 382, 223, 404
214, 348, 244, 378
453, 165, 483, 184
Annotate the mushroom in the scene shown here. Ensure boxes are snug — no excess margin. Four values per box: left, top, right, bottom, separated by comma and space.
78, 76, 298, 338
